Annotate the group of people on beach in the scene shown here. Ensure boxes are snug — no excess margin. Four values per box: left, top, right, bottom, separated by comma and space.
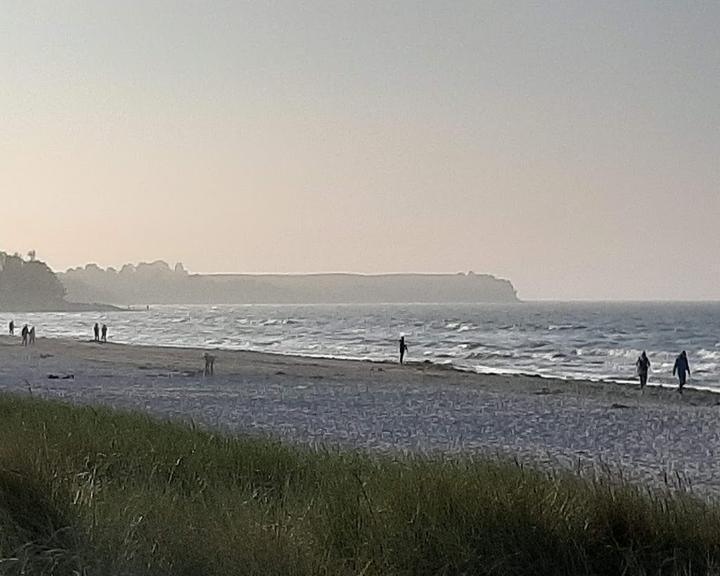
8, 321, 35, 346
8, 320, 109, 345
635, 350, 692, 393
93, 322, 108, 343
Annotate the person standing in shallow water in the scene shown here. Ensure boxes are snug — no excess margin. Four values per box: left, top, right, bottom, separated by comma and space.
673, 351, 691, 394
399, 336, 408, 364
8, 320, 14, 335
101, 324, 108, 343
21, 325, 28, 346
93, 323, 99, 342
635, 351, 650, 390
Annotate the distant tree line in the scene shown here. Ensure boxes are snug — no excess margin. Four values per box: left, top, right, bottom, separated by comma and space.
0, 251, 66, 310
60, 260, 519, 305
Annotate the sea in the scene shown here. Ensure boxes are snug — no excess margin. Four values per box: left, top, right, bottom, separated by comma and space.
2, 302, 719, 390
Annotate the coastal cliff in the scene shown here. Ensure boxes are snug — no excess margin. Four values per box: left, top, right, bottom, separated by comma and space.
60, 262, 519, 305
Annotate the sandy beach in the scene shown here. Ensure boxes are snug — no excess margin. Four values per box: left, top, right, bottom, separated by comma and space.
1, 334, 719, 495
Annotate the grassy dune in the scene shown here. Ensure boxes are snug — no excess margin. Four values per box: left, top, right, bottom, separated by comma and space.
0, 394, 719, 575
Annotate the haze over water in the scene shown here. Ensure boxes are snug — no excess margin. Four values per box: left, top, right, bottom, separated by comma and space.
3, 302, 719, 390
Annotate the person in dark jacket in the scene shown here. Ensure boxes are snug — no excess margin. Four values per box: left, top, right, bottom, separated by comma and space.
8, 320, 14, 335
399, 336, 408, 364
673, 351, 691, 394
93, 323, 100, 342
635, 351, 650, 390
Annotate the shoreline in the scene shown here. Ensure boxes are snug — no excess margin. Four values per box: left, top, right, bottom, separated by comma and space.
3, 303, 717, 392
0, 335, 720, 405
0, 333, 717, 406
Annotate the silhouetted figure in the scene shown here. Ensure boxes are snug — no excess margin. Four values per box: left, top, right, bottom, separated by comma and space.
673, 351, 691, 394
8, 321, 14, 335
399, 336, 408, 364
635, 351, 650, 390
203, 352, 215, 376
93, 323, 100, 342
28, 326, 35, 345
21, 325, 29, 347
101, 324, 108, 343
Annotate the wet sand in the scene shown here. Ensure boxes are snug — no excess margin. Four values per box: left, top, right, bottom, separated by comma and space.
1, 335, 719, 494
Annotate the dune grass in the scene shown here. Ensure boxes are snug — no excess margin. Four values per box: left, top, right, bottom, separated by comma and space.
0, 393, 719, 575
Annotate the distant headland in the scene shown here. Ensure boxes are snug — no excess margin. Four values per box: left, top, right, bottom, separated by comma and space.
60, 261, 520, 306
0, 251, 116, 312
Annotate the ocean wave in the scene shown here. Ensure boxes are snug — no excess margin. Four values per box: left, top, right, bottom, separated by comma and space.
698, 349, 720, 361
548, 324, 587, 331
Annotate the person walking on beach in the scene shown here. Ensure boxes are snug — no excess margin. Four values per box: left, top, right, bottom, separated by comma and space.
21, 325, 29, 347
673, 351, 691, 394
399, 336, 408, 364
93, 323, 100, 342
8, 320, 14, 335
101, 324, 108, 343
635, 351, 650, 390
28, 326, 35, 345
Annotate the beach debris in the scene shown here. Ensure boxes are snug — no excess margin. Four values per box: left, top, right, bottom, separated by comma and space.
534, 387, 563, 395
47, 373, 75, 380
609, 403, 632, 410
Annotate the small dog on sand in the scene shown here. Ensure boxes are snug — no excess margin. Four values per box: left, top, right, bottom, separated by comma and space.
203, 353, 215, 376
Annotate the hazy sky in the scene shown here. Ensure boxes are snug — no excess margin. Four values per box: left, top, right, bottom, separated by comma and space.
1, 1, 719, 300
